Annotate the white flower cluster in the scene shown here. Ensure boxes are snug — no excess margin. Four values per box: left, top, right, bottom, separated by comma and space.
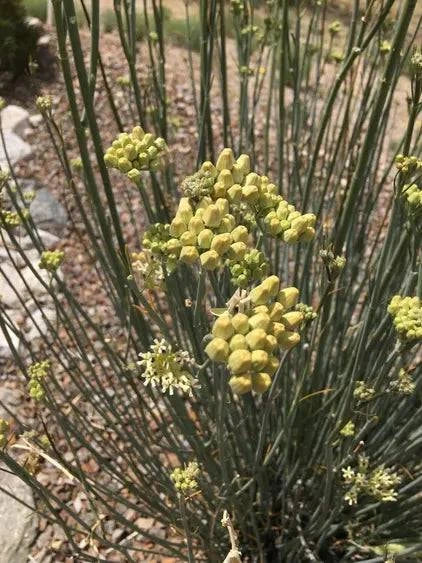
342, 455, 401, 505
138, 339, 196, 396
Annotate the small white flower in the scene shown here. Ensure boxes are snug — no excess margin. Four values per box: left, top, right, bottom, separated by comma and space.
137, 339, 197, 396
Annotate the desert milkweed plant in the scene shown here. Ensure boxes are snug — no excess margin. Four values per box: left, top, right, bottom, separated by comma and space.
0, 0, 421, 561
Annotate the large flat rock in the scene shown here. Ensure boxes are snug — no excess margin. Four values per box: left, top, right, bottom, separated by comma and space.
0, 105, 30, 137
0, 131, 32, 169
0, 387, 37, 563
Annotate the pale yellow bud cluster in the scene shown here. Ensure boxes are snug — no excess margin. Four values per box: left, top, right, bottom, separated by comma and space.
388, 295, 422, 342
205, 276, 304, 394
135, 148, 315, 275
104, 126, 167, 180
166, 195, 249, 270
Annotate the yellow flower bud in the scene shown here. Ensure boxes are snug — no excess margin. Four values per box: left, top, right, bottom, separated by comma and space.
124, 144, 137, 160
251, 349, 269, 371
229, 242, 247, 260
277, 287, 299, 310
276, 201, 289, 220
231, 225, 249, 243
170, 217, 188, 237
200, 160, 218, 178
212, 314, 235, 340
188, 216, 205, 235
290, 216, 308, 233
248, 313, 271, 332
180, 230, 197, 246
118, 157, 132, 173
231, 163, 244, 183
278, 331, 300, 350
244, 172, 260, 186
262, 355, 279, 375
266, 183, 278, 195
197, 229, 214, 249
166, 238, 182, 255
218, 169, 234, 188
249, 285, 270, 306
218, 214, 236, 233
211, 233, 232, 256
205, 338, 230, 362
236, 154, 250, 175
228, 350, 252, 374
271, 322, 285, 341
252, 372, 272, 393
242, 184, 260, 203
266, 217, 283, 236
203, 205, 222, 228
200, 250, 220, 270
287, 211, 301, 221
265, 334, 278, 351
216, 148, 235, 171
179, 246, 199, 264
132, 125, 145, 140
140, 132, 154, 149
197, 196, 213, 210
281, 311, 304, 329
229, 375, 252, 395
215, 198, 230, 215
177, 198, 194, 224
283, 228, 299, 243
229, 334, 248, 351
104, 153, 118, 168
299, 227, 315, 242
253, 305, 269, 314
302, 213, 316, 227
227, 184, 243, 202
246, 328, 268, 350
261, 275, 280, 298
231, 313, 250, 335
213, 181, 227, 198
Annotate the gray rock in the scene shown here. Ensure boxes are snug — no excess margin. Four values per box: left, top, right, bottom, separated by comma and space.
0, 470, 37, 563
0, 105, 30, 137
29, 188, 67, 236
25, 307, 57, 341
0, 263, 25, 308
37, 229, 60, 249
28, 114, 43, 128
0, 329, 20, 361
0, 386, 22, 418
0, 132, 32, 169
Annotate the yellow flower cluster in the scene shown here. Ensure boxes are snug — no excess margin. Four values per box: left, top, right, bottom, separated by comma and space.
39, 250, 65, 273
136, 148, 315, 277
170, 461, 200, 494
28, 360, 51, 401
388, 295, 422, 342
168, 195, 250, 270
205, 276, 304, 394
395, 154, 422, 175
104, 126, 167, 180
402, 183, 422, 216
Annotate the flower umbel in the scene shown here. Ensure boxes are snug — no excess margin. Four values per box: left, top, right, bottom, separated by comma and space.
28, 360, 51, 401
342, 455, 401, 505
137, 339, 196, 396
170, 461, 200, 495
